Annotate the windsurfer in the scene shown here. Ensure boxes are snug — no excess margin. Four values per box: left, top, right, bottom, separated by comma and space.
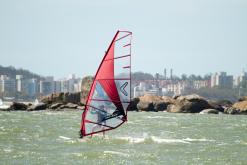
79, 130, 83, 138
91, 105, 107, 137
97, 105, 107, 125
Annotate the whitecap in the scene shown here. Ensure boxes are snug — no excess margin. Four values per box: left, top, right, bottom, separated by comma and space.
117, 136, 146, 143
183, 138, 215, 142
103, 150, 129, 157
3, 148, 12, 153
0, 126, 5, 131
146, 116, 165, 119
151, 136, 190, 144
59, 136, 72, 140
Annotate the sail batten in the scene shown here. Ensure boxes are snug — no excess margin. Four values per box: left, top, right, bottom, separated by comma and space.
80, 31, 132, 137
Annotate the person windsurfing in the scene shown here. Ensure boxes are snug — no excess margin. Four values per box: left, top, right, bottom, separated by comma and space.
91, 105, 107, 137
80, 30, 132, 138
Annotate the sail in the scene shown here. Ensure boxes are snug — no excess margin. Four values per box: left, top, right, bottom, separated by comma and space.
80, 31, 132, 137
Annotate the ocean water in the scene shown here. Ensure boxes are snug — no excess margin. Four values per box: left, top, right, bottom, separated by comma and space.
0, 111, 246, 165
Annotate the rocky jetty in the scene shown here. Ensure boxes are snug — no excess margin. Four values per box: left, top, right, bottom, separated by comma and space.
1, 90, 247, 115
129, 94, 247, 115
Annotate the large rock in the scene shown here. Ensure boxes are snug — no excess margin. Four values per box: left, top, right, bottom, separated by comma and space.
50, 103, 63, 109
136, 94, 171, 111
238, 96, 247, 102
224, 107, 241, 114
41, 93, 63, 104
81, 76, 93, 104
64, 103, 78, 109
128, 97, 140, 111
232, 100, 247, 114
137, 101, 155, 111
154, 102, 167, 111
28, 103, 47, 111
0, 104, 11, 111
41, 92, 81, 104
63, 93, 80, 104
162, 96, 176, 105
208, 100, 232, 112
167, 94, 212, 113
176, 94, 203, 102
10, 102, 27, 110
200, 109, 220, 114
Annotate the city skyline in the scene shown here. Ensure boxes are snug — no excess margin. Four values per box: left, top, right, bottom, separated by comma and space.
0, 0, 247, 78
1, 64, 247, 80
1, 69, 246, 101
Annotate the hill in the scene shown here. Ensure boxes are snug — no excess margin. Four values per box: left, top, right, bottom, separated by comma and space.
0, 65, 42, 80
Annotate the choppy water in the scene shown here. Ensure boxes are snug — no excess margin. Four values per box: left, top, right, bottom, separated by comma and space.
0, 111, 246, 165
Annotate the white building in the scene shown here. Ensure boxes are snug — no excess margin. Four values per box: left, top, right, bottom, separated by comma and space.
133, 82, 162, 97
211, 72, 233, 88
234, 71, 247, 87
60, 79, 69, 93
73, 80, 82, 92
193, 80, 210, 89
0, 75, 16, 94
167, 82, 186, 95
133, 82, 148, 97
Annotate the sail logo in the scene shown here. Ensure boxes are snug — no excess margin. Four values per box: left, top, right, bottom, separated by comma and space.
120, 82, 128, 96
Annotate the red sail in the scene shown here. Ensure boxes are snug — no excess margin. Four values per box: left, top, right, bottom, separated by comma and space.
80, 31, 132, 137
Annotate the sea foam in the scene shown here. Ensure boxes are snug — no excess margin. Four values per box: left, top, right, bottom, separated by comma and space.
103, 150, 129, 157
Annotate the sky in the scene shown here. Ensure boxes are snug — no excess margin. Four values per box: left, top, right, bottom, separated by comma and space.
0, 0, 247, 79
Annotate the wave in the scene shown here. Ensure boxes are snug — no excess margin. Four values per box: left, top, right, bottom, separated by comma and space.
0, 126, 5, 131
3, 148, 12, 153
115, 136, 189, 144
59, 136, 72, 140
146, 116, 176, 119
114, 136, 215, 144
146, 116, 165, 119
151, 136, 190, 144
117, 136, 146, 143
103, 150, 129, 157
182, 138, 215, 142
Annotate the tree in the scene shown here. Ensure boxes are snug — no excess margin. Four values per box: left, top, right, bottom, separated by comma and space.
132, 72, 154, 81
240, 80, 247, 89
181, 74, 187, 81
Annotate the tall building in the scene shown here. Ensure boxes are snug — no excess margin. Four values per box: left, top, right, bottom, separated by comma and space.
234, 71, 247, 87
164, 68, 167, 80
68, 79, 75, 92
54, 81, 61, 93
16, 75, 23, 92
25, 79, 38, 97
39, 76, 54, 95
170, 69, 173, 80
0, 75, 16, 94
60, 79, 69, 93
211, 72, 233, 88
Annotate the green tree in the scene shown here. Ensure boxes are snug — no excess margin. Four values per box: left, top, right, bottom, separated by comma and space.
181, 74, 187, 81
